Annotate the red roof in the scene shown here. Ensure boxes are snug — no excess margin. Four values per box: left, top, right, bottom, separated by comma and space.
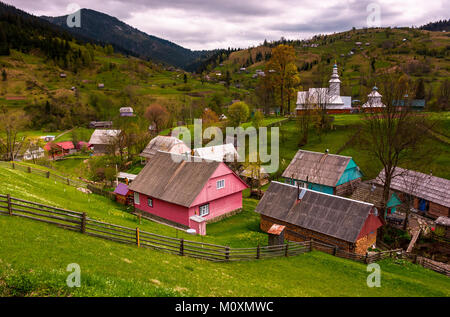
44, 141, 74, 151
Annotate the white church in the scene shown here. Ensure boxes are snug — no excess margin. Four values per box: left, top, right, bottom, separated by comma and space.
296, 63, 352, 114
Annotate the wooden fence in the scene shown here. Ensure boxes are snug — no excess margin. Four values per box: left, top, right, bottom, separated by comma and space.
0, 193, 448, 275
0, 161, 87, 189
0, 194, 309, 262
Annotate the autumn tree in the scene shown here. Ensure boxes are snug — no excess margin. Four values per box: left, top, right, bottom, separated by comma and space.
266, 44, 299, 115
144, 103, 169, 133
202, 108, 219, 129
227, 101, 249, 127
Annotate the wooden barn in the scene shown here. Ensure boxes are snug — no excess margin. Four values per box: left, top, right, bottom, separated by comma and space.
255, 182, 383, 254
376, 168, 450, 219
88, 129, 121, 154
434, 217, 450, 240
282, 150, 362, 196
113, 183, 132, 205
129, 151, 248, 235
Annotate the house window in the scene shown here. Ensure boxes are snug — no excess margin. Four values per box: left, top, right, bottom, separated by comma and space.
216, 179, 225, 189
134, 192, 140, 205
147, 198, 153, 208
199, 204, 210, 217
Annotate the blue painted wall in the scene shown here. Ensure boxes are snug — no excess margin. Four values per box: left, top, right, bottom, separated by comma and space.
336, 159, 363, 186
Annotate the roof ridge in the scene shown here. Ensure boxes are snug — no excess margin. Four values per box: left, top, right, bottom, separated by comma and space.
271, 181, 373, 206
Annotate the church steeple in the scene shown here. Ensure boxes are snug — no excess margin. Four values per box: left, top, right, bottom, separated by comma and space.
329, 62, 341, 96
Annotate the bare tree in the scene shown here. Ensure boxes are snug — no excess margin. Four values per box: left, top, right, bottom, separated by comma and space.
0, 107, 28, 161
360, 74, 435, 217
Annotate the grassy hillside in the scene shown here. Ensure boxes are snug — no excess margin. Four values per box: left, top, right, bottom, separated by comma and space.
1, 164, 449, 296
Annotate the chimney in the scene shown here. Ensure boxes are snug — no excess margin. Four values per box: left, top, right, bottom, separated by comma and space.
325, 149, 329, 154
430, 170, 433, 176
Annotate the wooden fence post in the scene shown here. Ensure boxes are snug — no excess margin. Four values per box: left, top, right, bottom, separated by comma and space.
136, 228, 140, 247
285, 243, 289, 257
364, 252, 369, 264
46, 171, 50, 178
27, 167, 31, 173
7, 194, 12, 216
256, 244, 260, 259
179, 239, 184, 256
12, 162, 15, 169
225, 246, 230, 261
67, 178, 70, 186
81, 212, 87, 233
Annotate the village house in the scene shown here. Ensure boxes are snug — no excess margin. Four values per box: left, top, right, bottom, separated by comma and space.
89, 121, 113, 129
140, 135, 191, 164
76, 141, 93, 151
44, 141, 76, 159
255, 182, 384, 254
376, 168, 450, 219
282, 150, 362, 196
193, 143, 238, 162
88, 129, 121, 155
296, 63, 352, 114
119, 107, 134, 117
129, 151, 248, 235
350, 182, 402, 218
21, 146, 45, 161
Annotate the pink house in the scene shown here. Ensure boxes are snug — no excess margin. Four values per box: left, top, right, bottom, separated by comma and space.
129, 151, 248, 235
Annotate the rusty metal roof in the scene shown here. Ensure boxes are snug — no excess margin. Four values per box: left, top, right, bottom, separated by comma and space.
255, 181, 374, 243
376, 167, 450, 208
282, 150, 351, 187
267, 224, 286, 235
129, 151, 221, 207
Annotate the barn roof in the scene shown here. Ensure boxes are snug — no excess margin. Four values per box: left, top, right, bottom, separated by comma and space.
193, 143, 238, 162
435, 216, 450, 227
140, 135, 190, 159
88, 129, 121, 145
282, 150, 352, 187
376, 168, 450, 208
129, 151, 221, 207
255, 182, 374, 243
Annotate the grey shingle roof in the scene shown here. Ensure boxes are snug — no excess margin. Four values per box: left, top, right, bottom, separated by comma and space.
376, 168, 450, 208
282, 150, 351, 187
129, 151, 221, 207
255, 182, 374, 243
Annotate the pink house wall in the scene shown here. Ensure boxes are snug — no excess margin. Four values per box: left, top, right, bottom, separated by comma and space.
134, 192, 190, 227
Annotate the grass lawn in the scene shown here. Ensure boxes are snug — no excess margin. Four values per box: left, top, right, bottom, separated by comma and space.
0, 215, 449, 297
0, 165, 266, 248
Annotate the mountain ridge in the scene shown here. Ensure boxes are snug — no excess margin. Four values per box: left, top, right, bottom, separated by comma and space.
42, 8, 215, 71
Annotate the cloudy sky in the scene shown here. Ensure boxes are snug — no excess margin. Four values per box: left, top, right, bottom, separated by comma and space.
6, 0, 448, 50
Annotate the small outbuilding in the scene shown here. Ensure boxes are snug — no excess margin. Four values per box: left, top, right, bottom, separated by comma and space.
193, 143, 238, 162
119, 107, 134, 117
114, 183, 132, 205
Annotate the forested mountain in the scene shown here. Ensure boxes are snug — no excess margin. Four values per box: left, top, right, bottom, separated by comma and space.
42, 9, 215, 71
420, 19, 450, 32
